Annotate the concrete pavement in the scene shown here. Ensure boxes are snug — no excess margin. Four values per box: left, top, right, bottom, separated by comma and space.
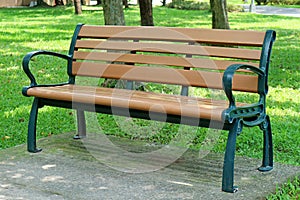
242, 5, 300, 17
0, 132, 299, 199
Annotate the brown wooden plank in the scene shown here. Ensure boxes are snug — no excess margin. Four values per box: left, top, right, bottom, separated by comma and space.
26, 85, 251, 121
75, 40, 261, 60
26, 84, 235, 121
78, 25, 266, 47
73, 51, 259, 70
72, 62, 258, 92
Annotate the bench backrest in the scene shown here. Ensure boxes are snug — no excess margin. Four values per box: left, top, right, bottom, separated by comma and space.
68, 24, 276, 95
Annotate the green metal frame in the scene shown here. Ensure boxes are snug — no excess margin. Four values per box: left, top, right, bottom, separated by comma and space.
22, 24, 276, 193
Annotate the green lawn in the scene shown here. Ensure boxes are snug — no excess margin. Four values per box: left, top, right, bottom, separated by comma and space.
0, 5, 299, 198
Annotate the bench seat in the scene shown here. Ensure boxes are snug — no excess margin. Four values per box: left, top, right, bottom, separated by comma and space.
26, 84, 248, 122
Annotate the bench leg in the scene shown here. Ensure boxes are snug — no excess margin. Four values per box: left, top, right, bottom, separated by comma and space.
258, 115, 273, 172
222, 119, 242, 193
74, 110, 86, 139
27, 98, 42, 153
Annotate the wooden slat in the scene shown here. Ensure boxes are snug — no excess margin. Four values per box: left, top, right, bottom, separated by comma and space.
73, 51, 259, 70
71, 25, 264, 94
75, 40, 261, 60
26, 85, 248, 121
78, 25, 265, 47
72, 62, 258, 92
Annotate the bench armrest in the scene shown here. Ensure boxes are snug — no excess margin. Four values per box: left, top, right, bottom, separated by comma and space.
222, 64, 266, 123
22, 50, 72, 87
22, 50, 73, 97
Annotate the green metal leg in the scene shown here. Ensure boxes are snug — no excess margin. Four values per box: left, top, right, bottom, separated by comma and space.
222, 119, 242, 193
27, 98, 42, 153
258, 115, 273, 172
74, 110, 86, 139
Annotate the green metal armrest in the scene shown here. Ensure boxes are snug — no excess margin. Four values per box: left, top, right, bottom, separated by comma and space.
22, 50, 72, 96
222, 64, 266, 125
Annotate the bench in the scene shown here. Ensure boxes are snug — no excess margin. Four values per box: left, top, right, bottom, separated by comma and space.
22, 24, 276, 193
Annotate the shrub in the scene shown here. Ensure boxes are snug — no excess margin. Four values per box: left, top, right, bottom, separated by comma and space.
256, 0, 300, 4
269, 0, 300, 4
166, 0, 243, 12
227, 4, 244, 12
166, 0, 210, 10
255, 0, 269, 5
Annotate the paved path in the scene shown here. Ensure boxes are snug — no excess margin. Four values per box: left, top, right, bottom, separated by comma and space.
242, 5, 300, 17
0, 132, 299, 199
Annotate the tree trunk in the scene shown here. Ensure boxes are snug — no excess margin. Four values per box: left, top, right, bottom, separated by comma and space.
210, 0, 230, 29
103, 0, 125, 25
37, 0, 49, 6
102, 0, 126, 88
65, 0, 73, 5
55, 0, 64, 5
74, 0, 82, 15
123, 0, 129, 8
138, 0, 154, 26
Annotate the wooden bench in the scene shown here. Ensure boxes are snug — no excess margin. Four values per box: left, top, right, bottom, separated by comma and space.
22, 24, 276, 193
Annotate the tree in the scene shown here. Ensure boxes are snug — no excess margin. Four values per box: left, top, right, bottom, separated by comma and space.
36, 0, 65, 6
55, 0, 64, 5
36, 0, 51, 6
210, 0, 230, 29
103, 0, 125, 25
138, 0, 154, 26
123, 0, 129, 8
74, 0, 82, 15
102, 0, 126, 88
37, 0, 43, 5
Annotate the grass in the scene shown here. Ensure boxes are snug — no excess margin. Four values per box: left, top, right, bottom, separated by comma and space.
0, 5, 299, 198
268, 177, 300, 199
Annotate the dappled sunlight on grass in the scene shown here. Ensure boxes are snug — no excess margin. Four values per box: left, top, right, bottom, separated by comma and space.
0, 66, 19, 72
268, 87, 299, 106
154, 7, 212, 28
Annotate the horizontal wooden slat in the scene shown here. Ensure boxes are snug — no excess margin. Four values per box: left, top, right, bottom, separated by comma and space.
78, 25, 265, 47
70, 25, 265, 95
75, 40, 261, 60
26, 85, 248, 121
72, 62, 258, 92
73, 51, 259, 70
